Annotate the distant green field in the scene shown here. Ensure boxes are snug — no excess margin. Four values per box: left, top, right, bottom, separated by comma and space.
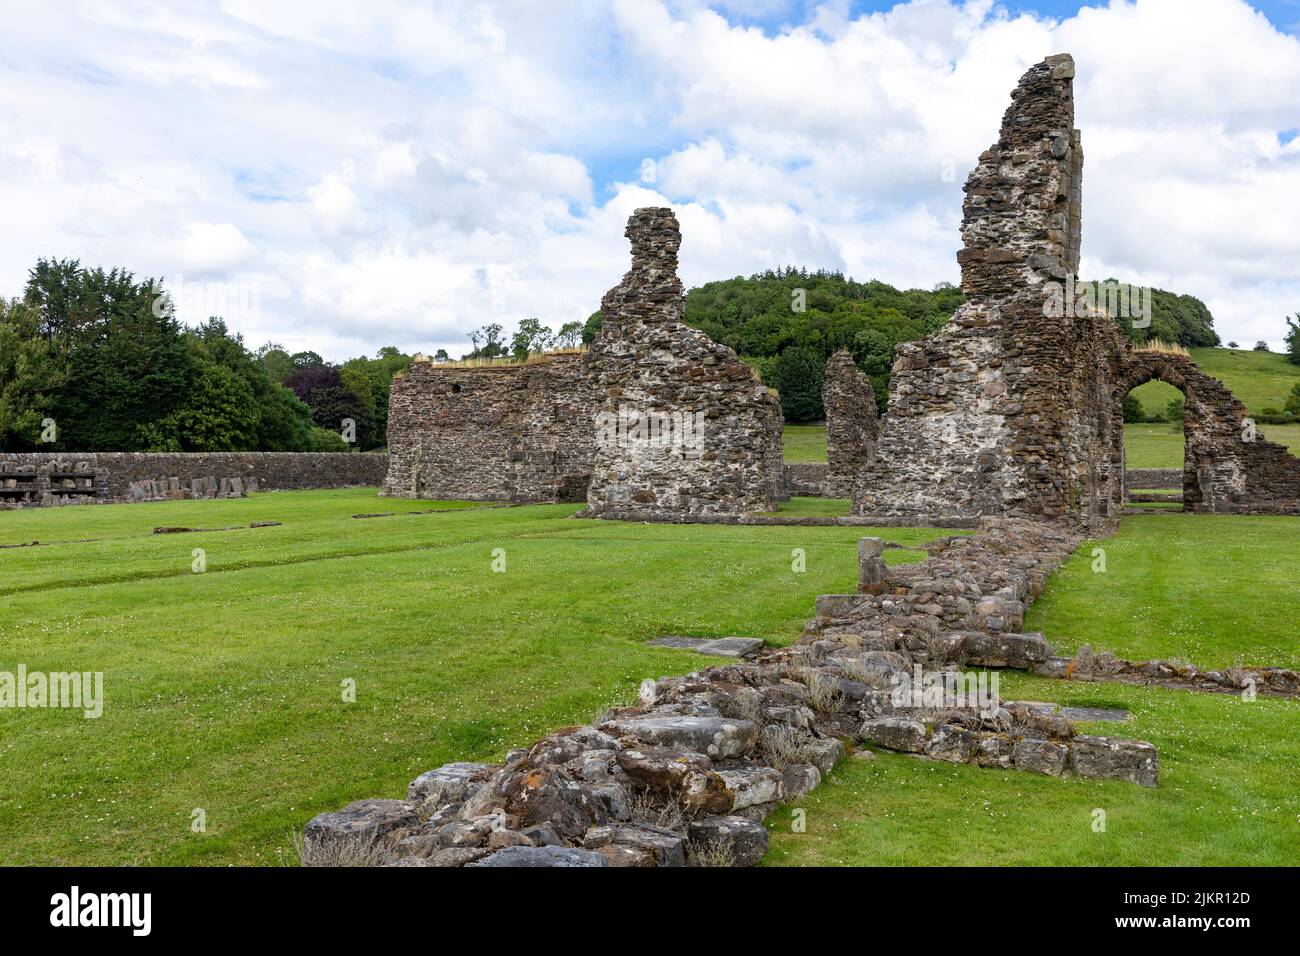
1128, 347, 1300, 418
1124, 421, 1300, 468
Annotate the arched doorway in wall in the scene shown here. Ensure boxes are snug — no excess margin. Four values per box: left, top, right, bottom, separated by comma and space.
1120, 373, 1189, 511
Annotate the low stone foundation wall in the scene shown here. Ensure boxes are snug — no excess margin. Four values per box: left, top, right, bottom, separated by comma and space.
0, 452, 388, 507
1125, 468, 1181, 490
784, 463, 830, 496
301, 517, 1159, 868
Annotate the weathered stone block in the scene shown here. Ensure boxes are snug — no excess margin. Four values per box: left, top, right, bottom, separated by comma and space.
688, 815, 769, 866
1069, 735, 1159, 787
1013, 738, 1069, 776
858, 717, 929, 753
466, 845, 609, 867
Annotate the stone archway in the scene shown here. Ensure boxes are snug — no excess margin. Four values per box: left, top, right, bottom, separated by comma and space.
1116, 351, 1300, 513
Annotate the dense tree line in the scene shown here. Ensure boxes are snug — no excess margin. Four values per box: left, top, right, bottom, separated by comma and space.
0, 259, 408, 452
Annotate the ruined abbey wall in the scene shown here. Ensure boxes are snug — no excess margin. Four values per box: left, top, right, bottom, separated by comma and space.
853, 54, 1299, 526
822, 350, 878, 498
583, 208, 786, 519
1117, 352, 1300, 512
382, 353, 596, 503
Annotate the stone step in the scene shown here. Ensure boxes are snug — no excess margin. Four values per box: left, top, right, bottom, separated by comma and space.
1007, 699, 1131, 723
647, 636, 766, 659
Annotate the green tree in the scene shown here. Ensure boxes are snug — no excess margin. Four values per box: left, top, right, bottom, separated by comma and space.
137, 365, 259, 451
1284, 315, 1300, 366
1284, 383, 1300, 418
0, 298, 68, 449
768, 345, 826, 421
555, 321, 584, 349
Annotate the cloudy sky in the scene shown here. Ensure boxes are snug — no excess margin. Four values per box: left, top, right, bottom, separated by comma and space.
2, 0, 1298, 360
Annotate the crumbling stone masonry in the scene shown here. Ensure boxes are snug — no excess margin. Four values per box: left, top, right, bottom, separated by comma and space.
583, 208, 786, 519
856, 55, 1120, 528
0, 452, 387, 508
382, 353, 597, 503
1116, 351, 1300, 513
855, 54, 1300, 526
822, 350, 878, 498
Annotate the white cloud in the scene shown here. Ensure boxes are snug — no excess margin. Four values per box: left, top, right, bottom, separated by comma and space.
177, 222, 255, 273
0, 0, 1298, 359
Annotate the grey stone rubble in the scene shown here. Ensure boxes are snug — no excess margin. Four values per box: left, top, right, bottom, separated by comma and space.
300, 516, 1162, 869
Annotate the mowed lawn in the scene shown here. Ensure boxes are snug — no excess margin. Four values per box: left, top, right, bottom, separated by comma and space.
766, 513, 1300, 866
0, 489, 942, 866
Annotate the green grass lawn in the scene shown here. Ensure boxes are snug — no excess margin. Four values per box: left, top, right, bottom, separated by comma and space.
782, 423, 828, 463
1025, 514, 1300, 670
766, 513, 1300, 866
0, 489, 945, 866
764, 673, 1300, 866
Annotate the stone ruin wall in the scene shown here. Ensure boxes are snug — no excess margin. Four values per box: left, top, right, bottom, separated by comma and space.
822, 350, 878, 497
382, 352, 596, 504
583, 207, 786, 519
856, 55, 1110, 527
1117, 352, 1300, 513
854, 53, 1300, 527
0, 452, 389, 508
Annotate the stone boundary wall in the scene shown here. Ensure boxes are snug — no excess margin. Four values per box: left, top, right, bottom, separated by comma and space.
784, 462, 829, 496
302, 517, 1158, 868
1125, 468, 1181, 490
1, 452, 388, 507
382, 353, 596, 504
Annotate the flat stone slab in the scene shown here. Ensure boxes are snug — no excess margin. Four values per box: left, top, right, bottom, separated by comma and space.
466, 845, 609, 867
1010, 700, 1131, 723
648, 636, 765, 659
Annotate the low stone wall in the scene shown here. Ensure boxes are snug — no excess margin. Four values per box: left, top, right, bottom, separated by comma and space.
785, 462, 829, 496
1125, 468, 1181, 490
301, 517, 1159, 868
1036, 644, 1299, 698
0, 452, 388, 507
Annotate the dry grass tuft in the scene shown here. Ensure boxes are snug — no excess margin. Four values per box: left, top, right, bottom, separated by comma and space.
1134, 339, 1190, 357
